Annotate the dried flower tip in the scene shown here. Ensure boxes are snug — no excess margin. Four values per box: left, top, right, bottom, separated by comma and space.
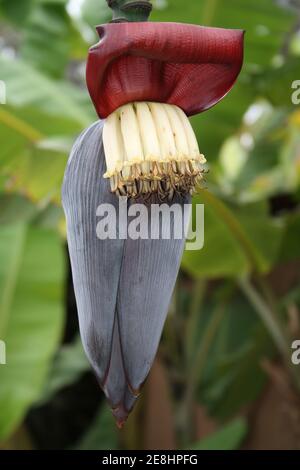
103, 102, 206, 200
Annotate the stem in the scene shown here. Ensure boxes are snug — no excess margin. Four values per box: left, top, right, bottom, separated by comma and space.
239, 277, 300, 390
202, 0, 219, 26
185, 279, 206, 362
255, 275, 279, 316
106, 1, 152, 22
199, 190, 262, 273
0, 107, 43, 143
163, 282, 181, 369
238, 277, 288, 359
178, 299, 227, 446
200, 191, 300, 389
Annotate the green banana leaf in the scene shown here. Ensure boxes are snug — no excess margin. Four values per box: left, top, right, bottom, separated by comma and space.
0, 223, 64, 442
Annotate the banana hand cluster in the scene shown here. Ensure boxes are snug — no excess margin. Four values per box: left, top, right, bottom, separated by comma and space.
103, 102, 206, 200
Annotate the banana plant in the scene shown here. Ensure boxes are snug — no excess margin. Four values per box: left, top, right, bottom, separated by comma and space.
62, 0, 244, 427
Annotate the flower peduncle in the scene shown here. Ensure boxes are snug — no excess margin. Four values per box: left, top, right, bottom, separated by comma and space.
107, 0, 152, 22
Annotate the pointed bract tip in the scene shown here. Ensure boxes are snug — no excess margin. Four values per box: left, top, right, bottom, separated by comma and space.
112, 403, 130, 429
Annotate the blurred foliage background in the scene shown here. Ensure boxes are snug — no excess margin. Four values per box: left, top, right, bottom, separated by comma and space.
0, 0, 300, 450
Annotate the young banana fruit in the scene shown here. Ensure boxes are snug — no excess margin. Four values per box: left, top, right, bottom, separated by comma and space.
103, 102, 206, 199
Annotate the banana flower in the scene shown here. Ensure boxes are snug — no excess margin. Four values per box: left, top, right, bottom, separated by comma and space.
62, 0, 244, 427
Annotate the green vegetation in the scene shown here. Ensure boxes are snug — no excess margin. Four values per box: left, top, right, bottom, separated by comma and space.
0, 0, 300, 450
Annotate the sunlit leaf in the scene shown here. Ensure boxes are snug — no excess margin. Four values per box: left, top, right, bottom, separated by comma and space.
182, 194, 283, 278
0, 55, 93, 126
0, 223, 64, 441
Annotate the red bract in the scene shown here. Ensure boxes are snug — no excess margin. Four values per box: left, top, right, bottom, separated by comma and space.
86, 22, 244, 119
